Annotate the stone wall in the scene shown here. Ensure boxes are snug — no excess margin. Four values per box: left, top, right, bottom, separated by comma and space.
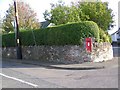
83, 42, 113, 62
2, 42, 113, 64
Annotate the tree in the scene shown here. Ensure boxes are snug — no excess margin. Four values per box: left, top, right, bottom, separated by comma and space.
78, 1, 114, 31
43, 1, 89, 25
44, 1, 114, 31
0, 15, 2, 34
2, 0, 40, 33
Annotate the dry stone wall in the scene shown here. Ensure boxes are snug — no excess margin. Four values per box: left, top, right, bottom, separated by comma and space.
2, 42, 113, 64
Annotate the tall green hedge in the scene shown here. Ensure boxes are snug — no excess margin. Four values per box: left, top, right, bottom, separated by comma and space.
2, 21, 99, 47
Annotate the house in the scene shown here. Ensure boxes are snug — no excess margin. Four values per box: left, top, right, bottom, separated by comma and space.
40, 21, 55, 28
110, 28, 120, 43
40, 21, 50, 28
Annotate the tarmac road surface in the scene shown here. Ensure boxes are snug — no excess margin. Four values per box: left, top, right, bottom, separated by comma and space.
1, 57, 118, 88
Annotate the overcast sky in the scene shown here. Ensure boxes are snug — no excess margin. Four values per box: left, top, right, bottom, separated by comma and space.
0, 0, 119, 34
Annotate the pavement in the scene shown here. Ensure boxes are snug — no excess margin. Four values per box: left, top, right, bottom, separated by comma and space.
2, 57, 118, 70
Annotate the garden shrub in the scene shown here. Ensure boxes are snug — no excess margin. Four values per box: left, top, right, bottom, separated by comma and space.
2, 21, 99, 47
99, 28, 112, 43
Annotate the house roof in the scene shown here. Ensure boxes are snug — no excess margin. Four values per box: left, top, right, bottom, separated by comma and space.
111, 28, 120, 35
40, 21, 50, 28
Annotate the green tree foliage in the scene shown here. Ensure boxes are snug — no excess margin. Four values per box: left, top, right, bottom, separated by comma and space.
43, 1, 89, 25
79, 1, 114, 31
0, 15, 2, 34
2, 0, 40, 33
99, 28, 112, 43
43, 0, 114, 31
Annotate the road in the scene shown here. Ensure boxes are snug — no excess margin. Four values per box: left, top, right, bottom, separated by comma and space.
0, 46, 119, 88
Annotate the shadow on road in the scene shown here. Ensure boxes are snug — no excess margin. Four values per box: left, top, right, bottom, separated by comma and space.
2, 59, 106, 70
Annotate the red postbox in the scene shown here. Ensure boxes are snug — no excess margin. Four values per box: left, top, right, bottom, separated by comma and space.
85, 38, 92, 52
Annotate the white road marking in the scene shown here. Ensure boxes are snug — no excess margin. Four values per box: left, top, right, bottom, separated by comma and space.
0, 73, 38, 88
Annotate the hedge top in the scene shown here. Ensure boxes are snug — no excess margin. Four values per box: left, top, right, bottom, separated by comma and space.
2, 21, 99, 47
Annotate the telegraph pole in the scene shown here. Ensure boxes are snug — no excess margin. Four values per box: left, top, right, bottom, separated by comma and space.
14, 0, 22, 59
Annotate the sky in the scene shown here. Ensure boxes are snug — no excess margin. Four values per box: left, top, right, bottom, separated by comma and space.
0, 0, 119, 34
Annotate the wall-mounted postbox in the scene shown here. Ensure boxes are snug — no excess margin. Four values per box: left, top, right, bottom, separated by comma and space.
85, 38, 92, 52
